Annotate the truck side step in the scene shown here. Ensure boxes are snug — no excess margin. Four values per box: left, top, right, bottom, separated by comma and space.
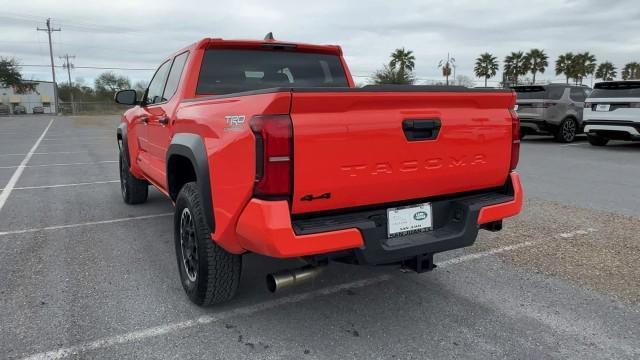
402, 253, 436, 273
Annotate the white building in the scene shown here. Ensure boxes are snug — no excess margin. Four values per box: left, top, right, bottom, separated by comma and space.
0, 81, 57, 114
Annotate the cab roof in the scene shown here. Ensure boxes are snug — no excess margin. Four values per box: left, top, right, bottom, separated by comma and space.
193, 37, 343, 56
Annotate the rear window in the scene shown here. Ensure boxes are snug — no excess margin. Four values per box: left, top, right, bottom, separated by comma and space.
196, 49, 349, 95
590, 82, 640, 98
513, 86, 565, 100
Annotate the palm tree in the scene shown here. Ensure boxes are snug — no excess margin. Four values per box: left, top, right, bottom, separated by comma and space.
574, 52, 597, 85
622, 62, 640, 80
524, 49, 548, 84
595, 62, 617, 81
474, 53, 499, 87
438, 53, 455, 85
555, 53, 575, 84
389, 48, 416, 76
373, 64, 415, 85
503, 51, 528, 86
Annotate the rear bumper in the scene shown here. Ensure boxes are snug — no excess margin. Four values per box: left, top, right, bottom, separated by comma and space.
584, 120, 640, 140
236, 172, 523, 262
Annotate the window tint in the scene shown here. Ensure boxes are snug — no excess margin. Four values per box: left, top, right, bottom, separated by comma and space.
162, 52, 189, 101
590, 83, 640, 98
546, 87, 565, 100
514, 88, 546, 100
196, 49, 349, 95
513, 86, 564, 100
146, 60, 171, 105
570, 88, 586, 102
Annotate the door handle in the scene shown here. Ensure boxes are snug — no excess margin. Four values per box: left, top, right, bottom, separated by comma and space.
402, 119, 441, 141
158, 116, 170, 125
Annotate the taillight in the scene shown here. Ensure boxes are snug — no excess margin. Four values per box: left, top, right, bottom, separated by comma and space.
509, 109, 520, 170
250, 115, 293, 198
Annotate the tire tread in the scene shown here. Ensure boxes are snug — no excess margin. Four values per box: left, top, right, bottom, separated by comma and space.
120, 152, 148, 204
176, 182, 241, 306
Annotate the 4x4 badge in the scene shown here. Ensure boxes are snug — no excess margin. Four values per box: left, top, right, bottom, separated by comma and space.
300, 193, 331, 201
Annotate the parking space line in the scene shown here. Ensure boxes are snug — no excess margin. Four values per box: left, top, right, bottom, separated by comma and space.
15, 226, 603, 359
0, 160, 117, 169
560, 142, 588, 147
0, 119, 54, 213
438, 240, 539, 267
439, 228, 597, 268
0, 213, 172, 236
0, 180, 119, 191
36, 142, 116, 147
20, 275, 392, 360
0, 151, 116, 157
43, 136, 113, 141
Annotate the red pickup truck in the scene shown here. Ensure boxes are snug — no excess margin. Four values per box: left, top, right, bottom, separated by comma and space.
115, 35, 523, 306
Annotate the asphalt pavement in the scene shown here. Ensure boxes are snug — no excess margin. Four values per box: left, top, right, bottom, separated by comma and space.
0, 115, 638, 359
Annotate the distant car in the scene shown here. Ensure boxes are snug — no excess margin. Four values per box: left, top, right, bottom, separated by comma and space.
513, 84, 590, 143
583, 81, 640, 146
13, 105, 26, 115
32, 106, 45, 114
0, 104, 9, 116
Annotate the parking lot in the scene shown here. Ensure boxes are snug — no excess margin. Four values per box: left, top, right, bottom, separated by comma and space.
0, 115, 638, 359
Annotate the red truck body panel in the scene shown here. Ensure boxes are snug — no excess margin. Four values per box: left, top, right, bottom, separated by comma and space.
289, 90, 515, 214
120, 37, 523, 261
175, 92, 291, 253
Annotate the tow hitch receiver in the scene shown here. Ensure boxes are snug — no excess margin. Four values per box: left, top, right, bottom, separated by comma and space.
402, 253, 436, 273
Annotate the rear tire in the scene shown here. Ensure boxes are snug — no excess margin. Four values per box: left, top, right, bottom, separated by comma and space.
587, 134, 609, 146
174, 182, 241, 306
555, 117, 577, 143
119, 151, 148, 204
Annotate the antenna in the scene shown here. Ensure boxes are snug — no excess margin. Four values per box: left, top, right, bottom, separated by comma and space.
264, 32, 275, 41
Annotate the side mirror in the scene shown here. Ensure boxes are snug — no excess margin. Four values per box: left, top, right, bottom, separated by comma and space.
115, 89, 138, 105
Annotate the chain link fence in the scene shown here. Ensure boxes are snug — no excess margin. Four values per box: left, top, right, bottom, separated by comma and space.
58, 101, 130, 115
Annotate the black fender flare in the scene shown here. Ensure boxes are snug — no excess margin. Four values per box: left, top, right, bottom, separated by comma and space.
116, 123, 130, 165
166, 133, 215, 232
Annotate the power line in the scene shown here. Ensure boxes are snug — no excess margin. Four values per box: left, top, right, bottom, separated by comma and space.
36, 18, 61, 113
20, 64, 154, 71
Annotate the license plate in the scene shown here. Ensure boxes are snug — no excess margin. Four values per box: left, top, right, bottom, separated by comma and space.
514, 104, 519, 111
387, 203, 432, 238
596, 104, 610, 112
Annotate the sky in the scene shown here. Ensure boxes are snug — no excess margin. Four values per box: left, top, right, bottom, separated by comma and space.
1, 0, 639, 88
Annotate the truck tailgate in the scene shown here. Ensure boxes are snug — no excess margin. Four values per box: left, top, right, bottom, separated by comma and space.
290, 90, 516, 214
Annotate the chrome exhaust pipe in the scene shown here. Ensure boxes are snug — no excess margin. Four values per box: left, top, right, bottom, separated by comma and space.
266, 265, 323, 293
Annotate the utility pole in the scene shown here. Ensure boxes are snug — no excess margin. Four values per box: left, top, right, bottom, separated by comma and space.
60, 54, 75, 114
37, 18, 61, 114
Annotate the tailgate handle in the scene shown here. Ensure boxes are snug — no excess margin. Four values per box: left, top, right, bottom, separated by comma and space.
402, 119, 441, 141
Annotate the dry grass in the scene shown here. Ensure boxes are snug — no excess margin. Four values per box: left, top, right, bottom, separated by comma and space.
473, 198, 640, 304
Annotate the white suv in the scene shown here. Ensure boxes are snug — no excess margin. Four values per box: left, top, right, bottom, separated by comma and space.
583, 81, 640, 146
